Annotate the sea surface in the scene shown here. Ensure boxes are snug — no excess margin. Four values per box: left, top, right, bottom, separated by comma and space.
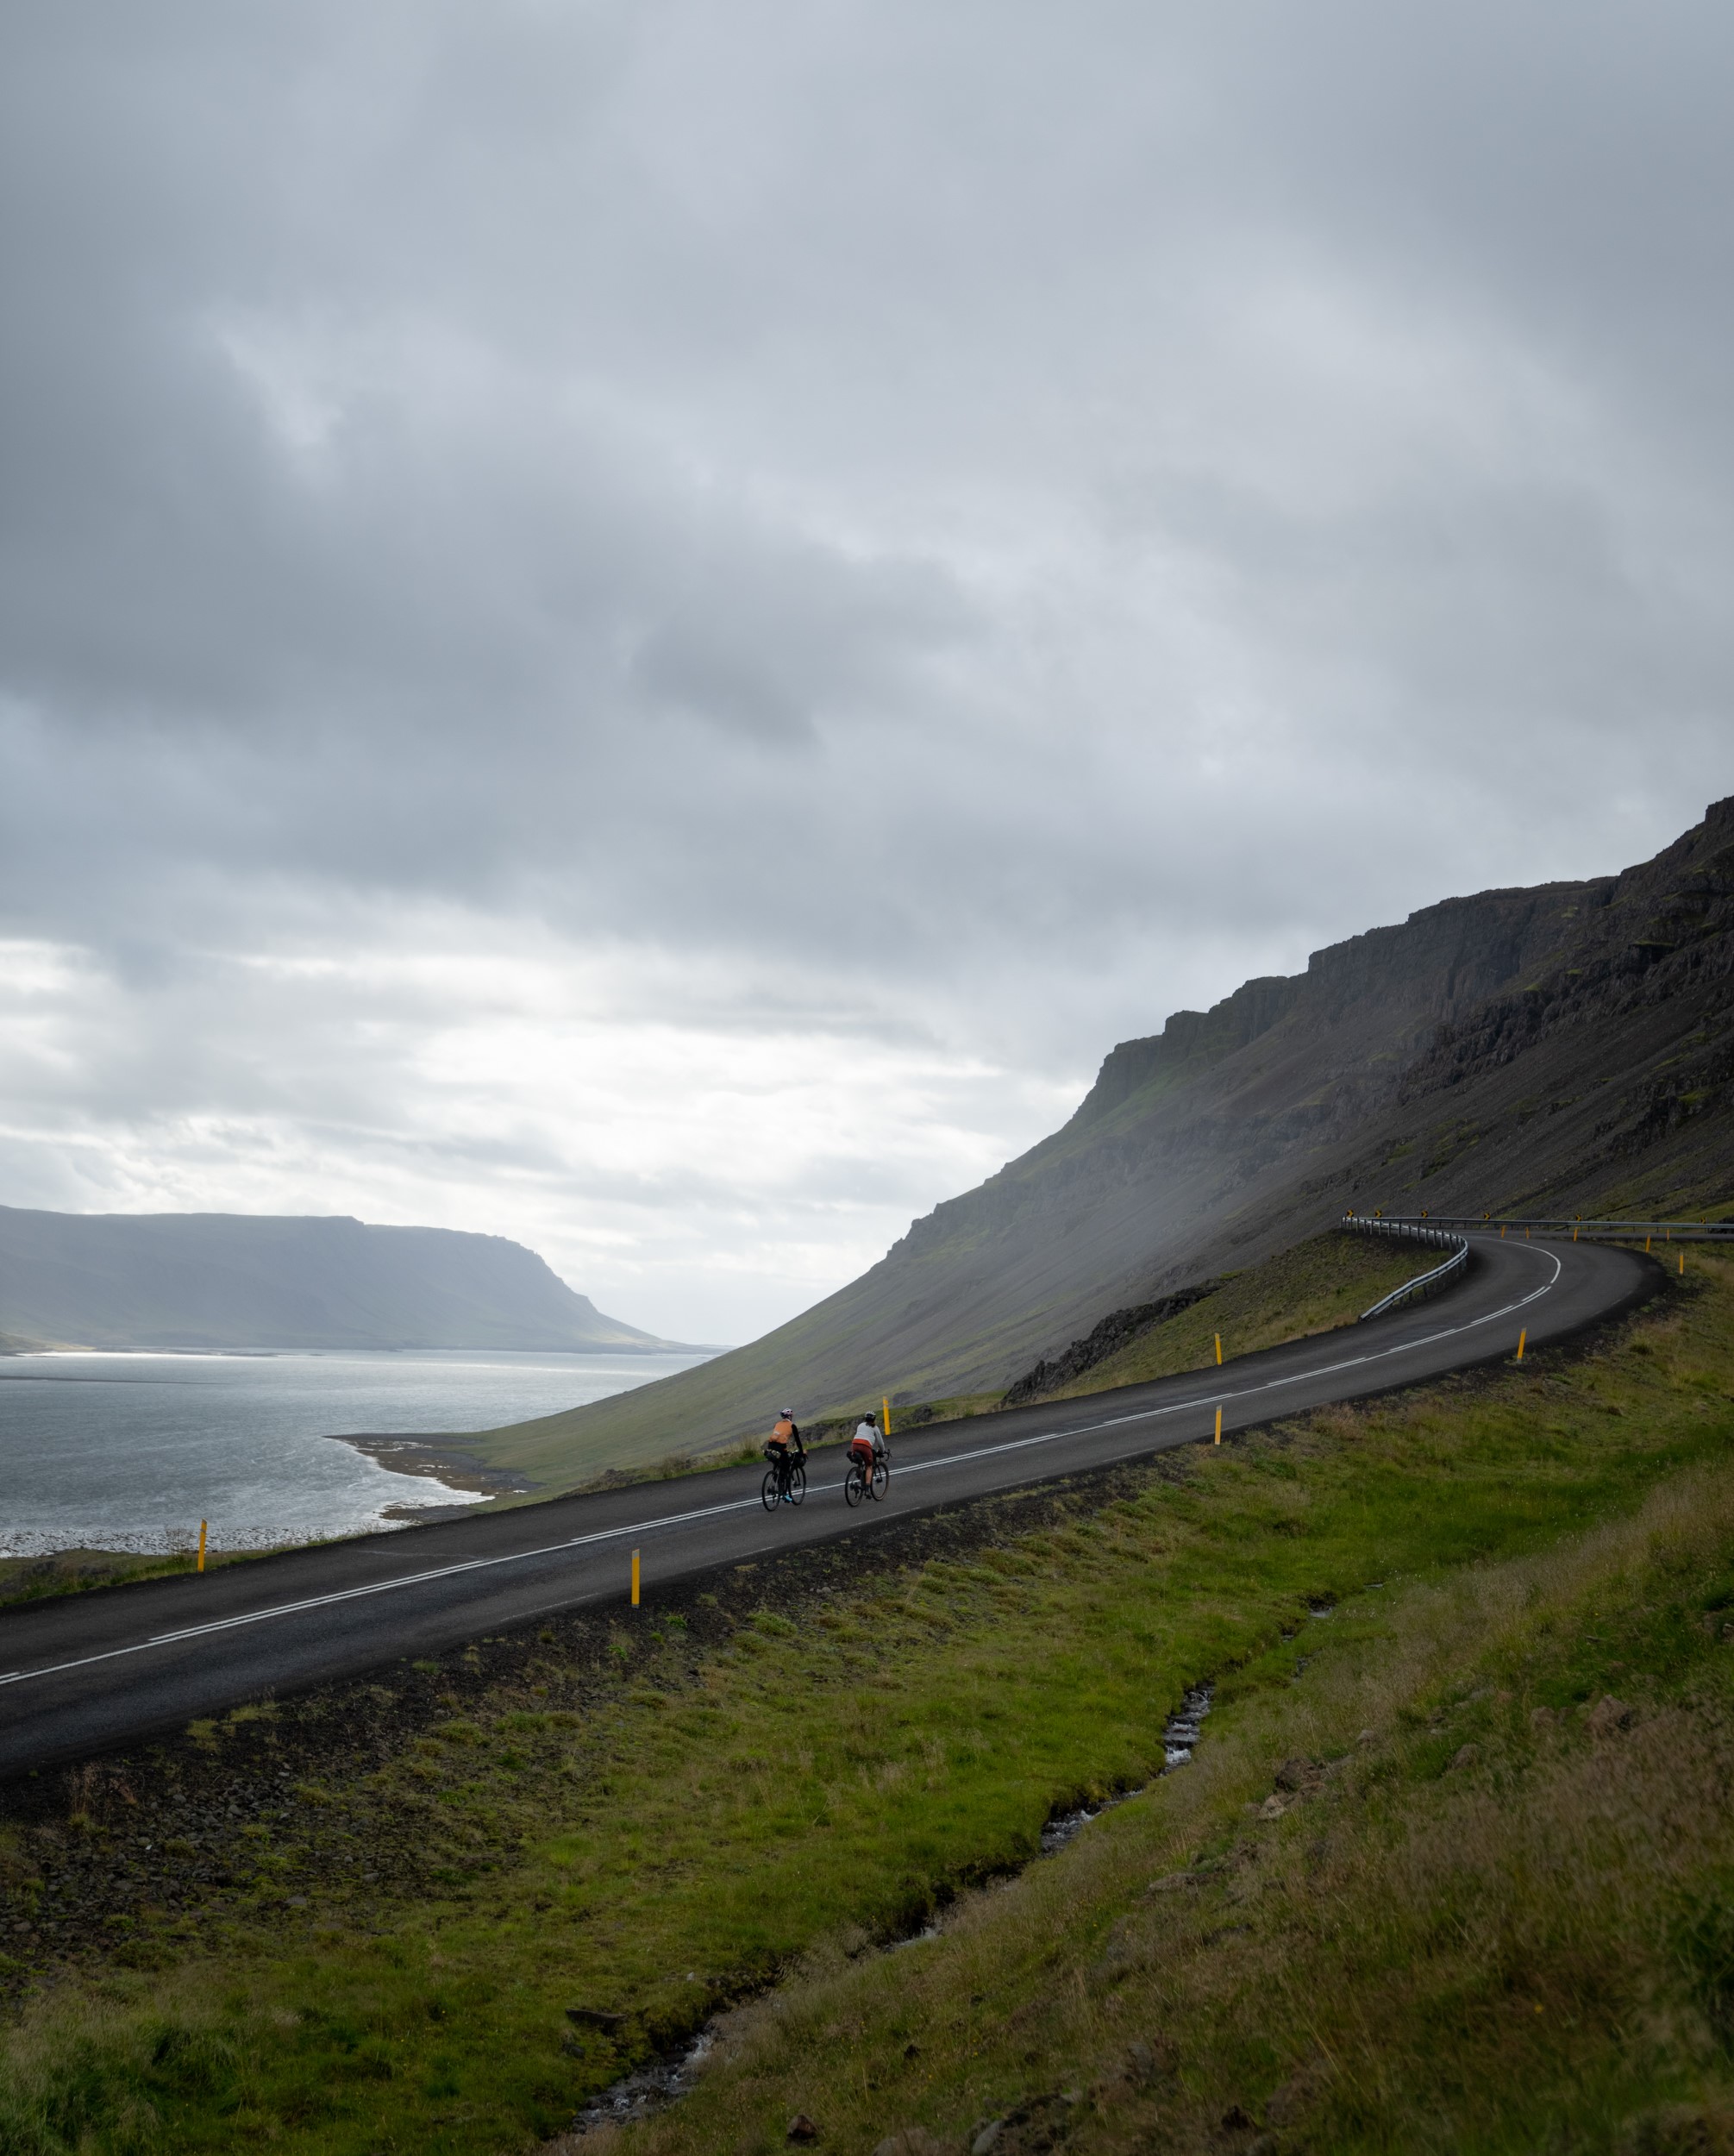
0, 1349, 715, 1557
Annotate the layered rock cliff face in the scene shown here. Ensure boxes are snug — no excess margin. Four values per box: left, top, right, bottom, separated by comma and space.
489, 800, 1734, 1473
870, 797, 1733, 1380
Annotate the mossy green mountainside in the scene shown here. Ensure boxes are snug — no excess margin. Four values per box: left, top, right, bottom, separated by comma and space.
465, 798, 1734, 1491
2, 1252, 1731, 2152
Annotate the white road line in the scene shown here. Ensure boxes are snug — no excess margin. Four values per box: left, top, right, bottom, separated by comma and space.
0, 1243, 1566, 1695
0, 1493, 769, 1690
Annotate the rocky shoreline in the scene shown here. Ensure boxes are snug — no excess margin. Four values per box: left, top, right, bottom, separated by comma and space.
324, 1430, 536, 1512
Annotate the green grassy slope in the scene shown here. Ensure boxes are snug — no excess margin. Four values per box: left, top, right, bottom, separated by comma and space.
635, 1379, 1734, 2156
3, 1258, 1731, 2151
1029, 1229, 1424, 1403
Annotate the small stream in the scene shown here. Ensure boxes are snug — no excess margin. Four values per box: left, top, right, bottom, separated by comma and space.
1040, 1680, 1213, 1852
567, 2028, 716, 2137
566, 1680, 1215, 2136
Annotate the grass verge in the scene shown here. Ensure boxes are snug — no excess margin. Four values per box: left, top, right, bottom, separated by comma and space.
0, 1257, 1727, 2153
0, 1548, 275, 1614
1036, 1229, 1430, 1401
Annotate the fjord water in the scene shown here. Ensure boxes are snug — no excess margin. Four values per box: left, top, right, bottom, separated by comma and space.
0, 1349, 713, 1557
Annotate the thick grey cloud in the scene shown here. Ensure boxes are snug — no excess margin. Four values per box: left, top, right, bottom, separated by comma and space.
2, 2, 1731, 1338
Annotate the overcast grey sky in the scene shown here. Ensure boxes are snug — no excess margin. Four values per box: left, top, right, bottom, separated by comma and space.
2, 3, 1730, 1342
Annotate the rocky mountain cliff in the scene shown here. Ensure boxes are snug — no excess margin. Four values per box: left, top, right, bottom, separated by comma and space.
0, 1210, 679, 1353
475, 798, 1734, 1481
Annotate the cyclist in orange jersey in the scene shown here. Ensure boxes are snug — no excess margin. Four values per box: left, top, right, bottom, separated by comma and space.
767, 1410, 804, 1502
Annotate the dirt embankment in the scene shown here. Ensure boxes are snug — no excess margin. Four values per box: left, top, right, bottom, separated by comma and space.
1003, 1282, 1224, 1405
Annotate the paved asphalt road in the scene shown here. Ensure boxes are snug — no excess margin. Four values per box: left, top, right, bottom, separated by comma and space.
0, 1232, 1651, 1777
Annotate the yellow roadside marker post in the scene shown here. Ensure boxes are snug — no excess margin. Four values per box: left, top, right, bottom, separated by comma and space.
1680, 1252, 1686, 1276
883, 1395, 892, 1436
1214, 1333, 1223, 1366
1213, 1406, 1222, 1446
197, 1520, 207, 1574
1516, 1329, 1527, 1363
1645, 1236, 1651, 1253
631, 1550, 640, 1608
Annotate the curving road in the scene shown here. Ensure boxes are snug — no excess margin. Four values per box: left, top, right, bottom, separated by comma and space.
0, 1232, 1651, 1777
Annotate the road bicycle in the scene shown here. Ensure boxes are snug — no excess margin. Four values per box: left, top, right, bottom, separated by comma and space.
761, 1456, 806, 1512
843, 1453, 890, 1507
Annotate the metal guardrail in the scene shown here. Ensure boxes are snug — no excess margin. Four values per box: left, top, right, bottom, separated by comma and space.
1345, 1213, 1734, 1244
1343, 1208, 1733, 1322
1343, 1218, 1471, 1319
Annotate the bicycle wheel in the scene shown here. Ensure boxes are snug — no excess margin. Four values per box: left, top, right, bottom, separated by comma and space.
871, 1460, 889, 1501
787, 1462, 806, 1507
761, 1467, 781, 1514
844, 1463, 866, 1507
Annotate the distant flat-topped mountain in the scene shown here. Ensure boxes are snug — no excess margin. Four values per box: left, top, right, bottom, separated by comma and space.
0, 1209, 683, 1354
